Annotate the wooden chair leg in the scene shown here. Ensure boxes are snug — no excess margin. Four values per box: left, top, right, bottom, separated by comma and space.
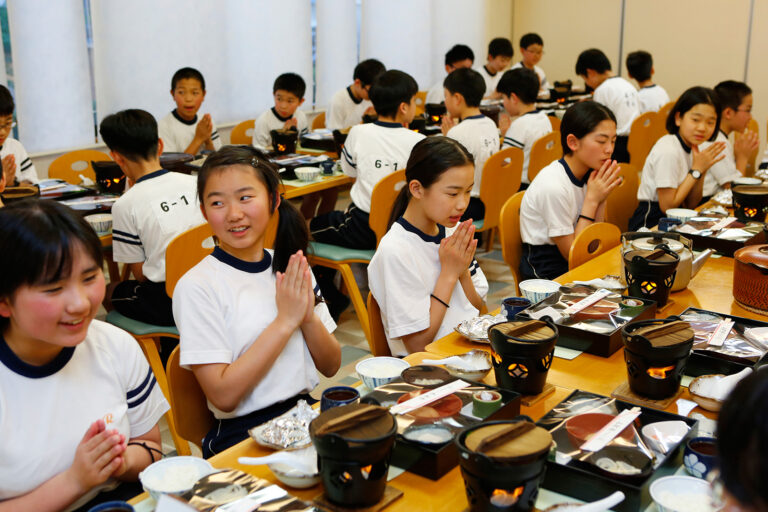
336, 263, 371, 343
484, 228, 496, 252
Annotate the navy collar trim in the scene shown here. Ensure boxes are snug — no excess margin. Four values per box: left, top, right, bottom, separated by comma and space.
172, 109, 197, 126
346, 86, 362, 105
374, 120, 402, 129
462, 114, 486, 121
560, 158, 589, 188
483, 65, 497, 77
396, 217, 445, 244
135, 169, 169, 184
271, 107, 292, 123
675, 133, 692, 154
0, 333, 75, 378
641, 84, 657, 89
212, 246, 272, 273
522, 109, 541, 116
719, 129, 728, 139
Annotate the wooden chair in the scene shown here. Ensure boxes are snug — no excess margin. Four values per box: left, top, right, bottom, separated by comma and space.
528, 131, 562, 183
656, 100, 675, 140
366, 293, 392, 357
498, 191, 525, 295
548, 115, 561, 131
473, 147, 524, 251
308, 170, 406, 348
48, 149, 112, 184
414, 91, 427, 116
106, 223, 214, 456
604, 162, 639, 232
230, 119, 255, 145
311, 112, 326, 130
165, 346, 214, 451
568, 222, 621, 270
628, 111, 660, 168
738, 118, 760, 177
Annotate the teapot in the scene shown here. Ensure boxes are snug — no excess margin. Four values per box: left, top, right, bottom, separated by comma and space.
621, 232, 713, 291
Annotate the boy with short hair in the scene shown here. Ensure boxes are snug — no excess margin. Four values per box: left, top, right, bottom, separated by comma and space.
701, 80, 759, 198
576, 48, 640, 162
158, 67, 222, 155
326, 59, 386, 131
497, 68, 553, 188
100, 109, 205, 326
253, 73, 309, 149
477, 37, 514, 98
426, 44, 475, 105
441, 68, 499, 220
510, 33, 550, 95
625, 50, 670, 113
0, 85, 38, 185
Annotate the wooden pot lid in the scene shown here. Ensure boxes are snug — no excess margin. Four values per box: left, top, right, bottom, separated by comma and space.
489, 320, 554, 341
311, 403, 393, 440
632, 320, 693, 347
464, 421, 552, 459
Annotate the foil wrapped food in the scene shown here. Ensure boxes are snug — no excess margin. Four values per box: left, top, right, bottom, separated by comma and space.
455, 314, 507, 341
249, 400, 318, 450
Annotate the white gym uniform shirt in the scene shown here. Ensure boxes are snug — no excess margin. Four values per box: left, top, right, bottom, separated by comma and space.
637, 84, 670, 114
252, 108, 309, 149
326, 87, 371, 131
592, 76, 640, 136
0, 137, 38, 183
446, 114, 500, 196
476, 65, 503, 98
502, 110, 553, 184
702, 131, 741, 197
637, 134, 693, 203
158, 110, 222, 154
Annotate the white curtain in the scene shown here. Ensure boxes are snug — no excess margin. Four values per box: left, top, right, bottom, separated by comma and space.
315, 0, 358, 109
430, 0, 487, 87
7, 0, 94, 153
0, 28, 7, 86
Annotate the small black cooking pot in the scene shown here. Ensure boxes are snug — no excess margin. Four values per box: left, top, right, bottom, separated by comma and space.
92, 160, 126, 194
623, 245, 679, 306
732, 185, 768, 223
489, 319, 558, 396
270, 128, 298, 155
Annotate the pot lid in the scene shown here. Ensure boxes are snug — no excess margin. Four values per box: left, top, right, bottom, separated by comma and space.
630, 320, 694, 348
489, 320, 555, 342
735, 244, 768, 266
623, 248, 679, 264
632, 237, 685, 252
310, 403, 394, 440
464, 421, 552, 459
733, 185, 768, 196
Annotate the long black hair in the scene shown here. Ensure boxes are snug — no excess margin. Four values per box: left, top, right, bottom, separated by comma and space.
388, 136, 474, 228
560, 100, 616, 155
0, 200, 104, 329
197, 145, 308, 273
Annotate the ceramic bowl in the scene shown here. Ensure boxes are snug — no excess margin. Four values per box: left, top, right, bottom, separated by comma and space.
85, 213, 113, 235
355, 357, 410, 390
139, 456, 215, 501
650, 475, 716, 512
294, 166, 320, 182
683, 436, 718, 479
267, 447, 321, 489
733, 177, 763, 186
443, 350, 492, 382
688, 374, 726, 412
519, 279, 561, 304
641, 420, 690, 454
564, 413, 635, 448
665, 208, 698, 223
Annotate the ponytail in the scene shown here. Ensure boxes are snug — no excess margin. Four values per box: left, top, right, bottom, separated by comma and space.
388, 187, 410, 230
274, 197, 308, 273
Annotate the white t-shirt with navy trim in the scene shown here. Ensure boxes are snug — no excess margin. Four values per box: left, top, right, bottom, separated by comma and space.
637, 134, 693, 202
368, 218, 489, 357
252, 108, 309, 149
426, 79, 446, 105
510, 62, 551, 94
173, 247, 336, 420
0, 137, 38, 183
111, 170, 205, 283
476, 65, 502, 98
520, 158, 588, 246
701, 130, 741, 197
592, 76, 640, 136
637, 84, 670, 114
158, 110, 222, 154
502, 110, 553, 184
326, 87, 371, 131
341, 120, 425, 213
0, 320, 168, 508
446, 115, 500, 197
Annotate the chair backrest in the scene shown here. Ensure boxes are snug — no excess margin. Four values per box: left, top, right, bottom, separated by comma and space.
656, 100, 675, 140
548, 115, 561, 131
604, 162, 640, 232
528, 131, 562, 183
478, 147, 524, 231
48, 150, 112, 184
166, 346, 214, 449
165, 223, 215, 298
414, 91, 427, 116
498, 191, 525, 295
368, 169, 407, 246
366, 292, 392, 357
627, 111, 660, 168
568, 222, 621, 270
230, 119, 255, 145
311, 111, 326, 130
739, 118, 760, 177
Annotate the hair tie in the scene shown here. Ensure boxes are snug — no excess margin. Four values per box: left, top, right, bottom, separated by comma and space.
250, 157, 258, 167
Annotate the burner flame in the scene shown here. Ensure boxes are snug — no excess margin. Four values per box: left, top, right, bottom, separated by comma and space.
647, 365, 675, 379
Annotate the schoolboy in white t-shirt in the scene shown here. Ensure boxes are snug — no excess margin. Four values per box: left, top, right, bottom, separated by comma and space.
442, 68, 499, 220
253, 73, 309, 150
625, 51, 670, 114
498, 67, 553, 188
0, 85, 38, 184
326, 59, 385, 131
510, 33, 550, 96
426, 45, 475, 105
158, 67, 222, 155
476, 37, 514, 99
100, 109, 205, 327
576, 48, 640, 162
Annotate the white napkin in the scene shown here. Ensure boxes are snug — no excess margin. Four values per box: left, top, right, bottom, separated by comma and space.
676, 398, 698, 417
717, 228, 753, 240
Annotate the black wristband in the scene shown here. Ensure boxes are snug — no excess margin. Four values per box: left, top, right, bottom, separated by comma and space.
578, 214, 595, 222
127, 441, 163, 463
430, 294, 450, 308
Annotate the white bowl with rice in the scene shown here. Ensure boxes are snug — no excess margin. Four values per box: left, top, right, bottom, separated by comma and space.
356, 356, 410, 389
650, 475, 718, 512
519, 279, 561, 304
139, 456, 216, 501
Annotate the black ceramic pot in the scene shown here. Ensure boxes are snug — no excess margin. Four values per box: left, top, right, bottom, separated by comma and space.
623, 245, 679, 306
732, 185, 768, 223
489, 320, 558, 395
270, 128, 298, 155
92, 160, 126, 194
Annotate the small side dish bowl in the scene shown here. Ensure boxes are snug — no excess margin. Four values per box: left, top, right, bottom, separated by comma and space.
294, 166, 320, 182
267, 447, 321, 489
564, 413, 635, 448
443, 350, 492, 381
355, 357, 410, 390
85, 213, 113, 234
665, 208, 698, 223
688, 374, 726, 412
519, 279, 561, 304
139, 456, 215, 501
650, 475, 717, 512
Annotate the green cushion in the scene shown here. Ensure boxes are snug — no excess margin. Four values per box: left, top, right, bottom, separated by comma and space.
106, 310, 178, 337
309, 242, 374, 262
472, 219, 484, 230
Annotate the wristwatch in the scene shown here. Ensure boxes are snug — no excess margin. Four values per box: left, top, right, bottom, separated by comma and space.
688, 169, 702, 180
